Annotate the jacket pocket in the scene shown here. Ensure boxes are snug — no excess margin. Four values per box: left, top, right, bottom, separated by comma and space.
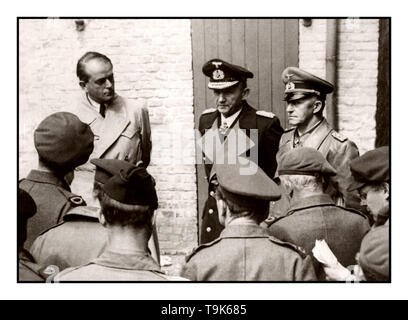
121, 125, 139, 139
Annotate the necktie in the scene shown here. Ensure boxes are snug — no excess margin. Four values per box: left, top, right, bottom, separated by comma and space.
99, 103, 106, 118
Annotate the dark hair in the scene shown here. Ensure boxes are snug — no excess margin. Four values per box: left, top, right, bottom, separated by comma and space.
76, 51, 112, 82
94, 183, 153, 228
216, 186, 269, 224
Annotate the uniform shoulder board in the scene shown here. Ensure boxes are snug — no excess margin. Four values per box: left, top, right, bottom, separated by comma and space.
64, 205, 99, 220
185, 237, 222, 262
256, 110, 275, 119
201, 108, 217, 115
331, 131, 348, 142
268, 236, 307, 257
69, 196, 85, 206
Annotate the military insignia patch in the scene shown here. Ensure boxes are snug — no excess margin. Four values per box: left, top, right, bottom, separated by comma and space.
286, 82, 295, 90
256, 110, 275, 118
213, 69, 224, 80
331, 131, 347, 142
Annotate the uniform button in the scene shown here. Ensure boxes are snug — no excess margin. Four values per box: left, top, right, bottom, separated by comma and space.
209, 191, 215, 197
206, 227, 212, 232
209, 209, 214, 214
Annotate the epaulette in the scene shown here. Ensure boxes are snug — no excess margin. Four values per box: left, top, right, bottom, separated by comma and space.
63, 205, 100, 220
69, 196, 86, 206
56, 187, 86, 206
256, 110, 275, 119
331, 131, 348, 142
201, 108, 217, 115
268, 235, 308, 258
185, 237, 222, 262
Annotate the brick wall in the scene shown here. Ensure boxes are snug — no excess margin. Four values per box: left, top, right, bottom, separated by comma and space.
19, 19, 197, 275
299, 18, 379, 154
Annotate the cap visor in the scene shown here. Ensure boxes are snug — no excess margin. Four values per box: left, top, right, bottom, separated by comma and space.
208, 81, 239, 90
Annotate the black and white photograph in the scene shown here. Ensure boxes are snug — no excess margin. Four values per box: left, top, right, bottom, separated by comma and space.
17, 16, 390, 284
4, 0, 404, 302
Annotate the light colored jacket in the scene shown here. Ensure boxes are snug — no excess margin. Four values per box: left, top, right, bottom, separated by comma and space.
55, 250, 187, 281
73, 93, 152, 167
181, 224, 316, 281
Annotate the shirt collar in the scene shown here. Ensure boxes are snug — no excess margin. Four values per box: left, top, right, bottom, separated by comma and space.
219, 223, 270, 239
220, 107, 243, 128
86, 94, 102, 112
91, 249, 163, 272
295, 118, 324, 138
25, 170, 70, 190
288, 194, 335, 213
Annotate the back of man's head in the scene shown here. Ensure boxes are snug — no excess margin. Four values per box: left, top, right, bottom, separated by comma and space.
91, 159, 158, 228
34, 112, 94, 175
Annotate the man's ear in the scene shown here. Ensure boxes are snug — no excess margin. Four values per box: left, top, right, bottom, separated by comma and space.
98, 210, 106, 226
384, 182, 390, 200
312, 99, 323, 114
241, 87, 250, 100
79, 80, 87, 90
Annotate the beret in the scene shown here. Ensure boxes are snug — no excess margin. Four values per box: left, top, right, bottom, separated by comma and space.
91, 158, 135, 184
18, 188, 36, 220
281, 67, 334, 101
34, 112, 94, 172
358, 225, 389, 281
213, 156, 281, 201
278, 147, 337, 177
348, 146, 389, 191
203, 58, 253, 90
91, 159, 158, 209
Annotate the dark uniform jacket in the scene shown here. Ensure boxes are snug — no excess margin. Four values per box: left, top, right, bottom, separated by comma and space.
270, 118, 360, 218
30, 206, 108, 271
268, 194, 370, 280
181, 224, 316, 281
55, 250, 187, 281
198, 101, 283, 244
19, 170, 86, 249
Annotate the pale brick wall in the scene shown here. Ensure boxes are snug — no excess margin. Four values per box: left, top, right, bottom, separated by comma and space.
19, 19, 197, 275
299, 19, 379, 154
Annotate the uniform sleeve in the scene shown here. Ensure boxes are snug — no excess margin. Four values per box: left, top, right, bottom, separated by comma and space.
139, 106, 152, 167
258, 117, 284, 179
180, 260, 198, 281
294, 255, 317, 281
328, 140, 360, 208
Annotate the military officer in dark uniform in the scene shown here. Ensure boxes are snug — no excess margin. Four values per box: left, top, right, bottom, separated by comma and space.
181, 157, 316, 281
268, 67, 360, 219
198, 58, 283, 244
266, 147, 370, 280
19, 112, 94, 249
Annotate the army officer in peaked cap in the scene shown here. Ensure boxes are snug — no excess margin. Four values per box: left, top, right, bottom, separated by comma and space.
269, 67, 360, 219
181, 158, 316, 281
198, 58, 283, 244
